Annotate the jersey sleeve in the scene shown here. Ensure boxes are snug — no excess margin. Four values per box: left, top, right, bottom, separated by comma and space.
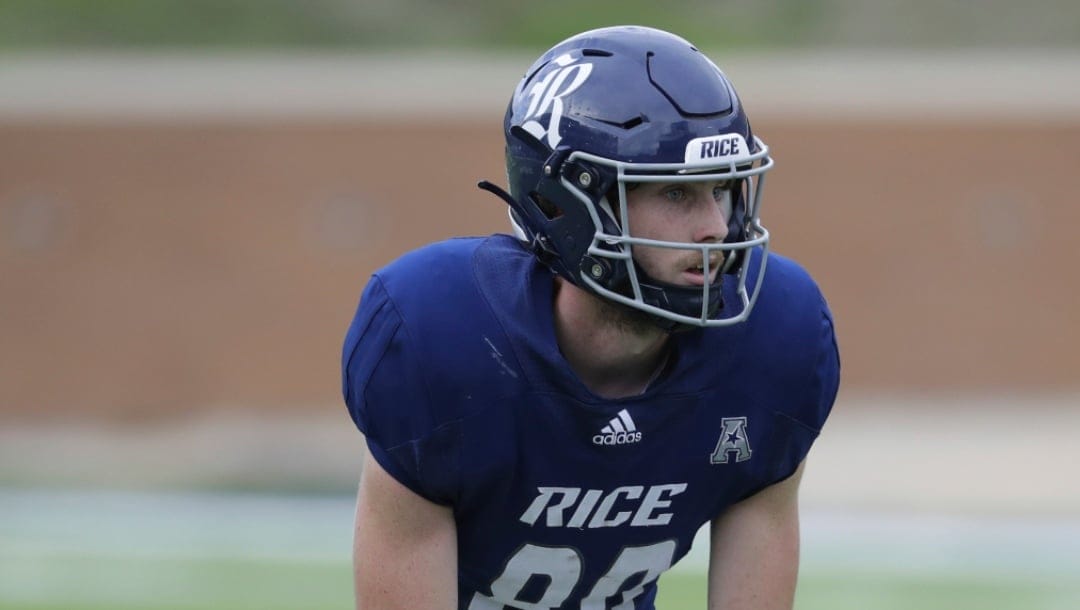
341, 275, 460, 505
802, 294, 841, 433
766, 291, 841, 486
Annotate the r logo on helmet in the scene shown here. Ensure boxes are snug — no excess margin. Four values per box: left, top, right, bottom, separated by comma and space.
521, 54, 594, 149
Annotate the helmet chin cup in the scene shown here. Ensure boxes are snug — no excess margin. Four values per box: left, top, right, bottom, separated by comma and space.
637, 274, 726, 333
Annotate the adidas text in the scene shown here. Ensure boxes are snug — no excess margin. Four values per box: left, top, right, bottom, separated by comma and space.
592, 431, 643, 445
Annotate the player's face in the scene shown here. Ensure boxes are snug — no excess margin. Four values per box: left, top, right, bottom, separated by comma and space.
624, 180, 732, 286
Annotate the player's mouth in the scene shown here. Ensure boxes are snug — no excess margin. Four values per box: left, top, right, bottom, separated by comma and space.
680, 257, 721, 286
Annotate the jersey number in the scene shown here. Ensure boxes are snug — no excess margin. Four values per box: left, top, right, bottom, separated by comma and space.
468, 540, 676, 610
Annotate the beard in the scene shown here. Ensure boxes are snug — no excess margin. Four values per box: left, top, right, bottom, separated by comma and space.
592, 290, 669, 336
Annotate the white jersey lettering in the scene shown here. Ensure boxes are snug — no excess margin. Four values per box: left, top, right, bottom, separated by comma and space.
519, 483, 687, 529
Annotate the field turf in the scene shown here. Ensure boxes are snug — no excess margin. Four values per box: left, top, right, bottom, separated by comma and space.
3, 556, 1078, 610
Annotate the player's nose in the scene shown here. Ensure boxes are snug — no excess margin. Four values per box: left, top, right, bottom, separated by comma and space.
692, 196, 729, 244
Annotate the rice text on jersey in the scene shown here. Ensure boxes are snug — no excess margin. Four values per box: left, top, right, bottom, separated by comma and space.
519, 484, 688, 529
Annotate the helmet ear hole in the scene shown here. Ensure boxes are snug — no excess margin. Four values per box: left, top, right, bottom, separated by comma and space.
531, 193, 563, 220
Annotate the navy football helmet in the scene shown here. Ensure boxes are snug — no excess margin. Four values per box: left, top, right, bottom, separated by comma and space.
480, 25, 773, 329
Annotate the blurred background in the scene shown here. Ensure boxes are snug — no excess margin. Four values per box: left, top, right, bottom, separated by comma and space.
1, 1, 1078, 609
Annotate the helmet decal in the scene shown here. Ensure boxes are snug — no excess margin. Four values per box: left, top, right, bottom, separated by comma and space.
684, 134, 753, 167
520, 53, 594, 149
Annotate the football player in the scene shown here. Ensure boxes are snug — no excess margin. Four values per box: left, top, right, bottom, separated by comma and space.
342, 25, 840, 610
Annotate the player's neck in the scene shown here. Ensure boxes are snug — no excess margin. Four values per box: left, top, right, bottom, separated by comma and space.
552, 278, 670, 399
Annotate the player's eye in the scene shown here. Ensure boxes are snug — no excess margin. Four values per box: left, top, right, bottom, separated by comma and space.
712, 180, 734, 199
663, 187, 686, 202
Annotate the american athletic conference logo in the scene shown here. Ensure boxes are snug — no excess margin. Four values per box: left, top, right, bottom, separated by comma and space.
593, 409, 642, 446
710, 417, 752, 464
520, 53, 593, 149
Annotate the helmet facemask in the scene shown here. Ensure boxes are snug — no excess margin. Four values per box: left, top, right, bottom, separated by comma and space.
556, 139, 773, 330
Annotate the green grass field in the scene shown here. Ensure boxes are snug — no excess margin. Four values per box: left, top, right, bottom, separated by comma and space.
3, 489, 1078, 610
3, 557, 1078, 610
661, 570, 1080, 610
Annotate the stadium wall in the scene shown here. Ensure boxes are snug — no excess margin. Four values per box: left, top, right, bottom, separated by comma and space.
1, 52, 1078, 420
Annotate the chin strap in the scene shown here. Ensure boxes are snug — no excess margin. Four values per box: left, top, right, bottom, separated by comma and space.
477, 180, 558, 264
477, 179, 517, 209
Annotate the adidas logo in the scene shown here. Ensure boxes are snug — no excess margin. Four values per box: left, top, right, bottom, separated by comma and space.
592, 409, 642, 446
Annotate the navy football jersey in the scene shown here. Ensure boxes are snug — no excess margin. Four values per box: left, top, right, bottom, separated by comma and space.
342, 234, 839, 610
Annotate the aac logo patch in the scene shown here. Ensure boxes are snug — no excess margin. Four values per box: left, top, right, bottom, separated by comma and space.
710, 417, 752, 464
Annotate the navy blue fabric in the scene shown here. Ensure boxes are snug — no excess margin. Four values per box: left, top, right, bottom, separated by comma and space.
342, 234, 840, 610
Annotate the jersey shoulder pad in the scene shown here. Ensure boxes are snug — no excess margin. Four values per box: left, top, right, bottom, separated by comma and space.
341, 237, 525, 502
749, 253, 840, 430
